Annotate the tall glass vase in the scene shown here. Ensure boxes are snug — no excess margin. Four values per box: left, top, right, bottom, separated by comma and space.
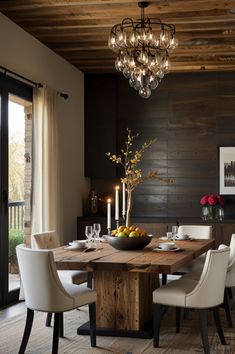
126, 189, 133, 228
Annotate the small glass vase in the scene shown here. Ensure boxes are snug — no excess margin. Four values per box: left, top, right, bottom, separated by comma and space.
215, 205, 224, 221
201, 205, 213, 221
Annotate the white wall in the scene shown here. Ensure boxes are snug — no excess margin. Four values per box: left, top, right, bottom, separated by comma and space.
0, 13, 89, 244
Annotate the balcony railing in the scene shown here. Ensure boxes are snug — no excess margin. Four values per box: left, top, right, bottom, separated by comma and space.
8, 201, 24, 230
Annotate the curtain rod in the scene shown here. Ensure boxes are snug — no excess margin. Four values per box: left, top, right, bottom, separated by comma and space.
0, 66, 69, 99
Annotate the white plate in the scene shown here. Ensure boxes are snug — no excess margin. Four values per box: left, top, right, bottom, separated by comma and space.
69, 240, 87, 247
65, 245, 83, 250
159, 236, 168, 240
153, 246, 181, 252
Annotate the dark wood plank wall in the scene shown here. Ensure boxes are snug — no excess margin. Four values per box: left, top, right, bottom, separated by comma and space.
85, 71, 235, 219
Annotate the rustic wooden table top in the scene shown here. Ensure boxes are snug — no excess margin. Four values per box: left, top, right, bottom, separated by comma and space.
53, 238, 214, 274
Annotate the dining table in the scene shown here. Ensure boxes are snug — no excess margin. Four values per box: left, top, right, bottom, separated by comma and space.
53, 237, 214, 338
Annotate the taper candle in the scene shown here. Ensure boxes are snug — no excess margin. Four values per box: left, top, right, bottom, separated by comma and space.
107, 198, 111, 229
115, 186, 119, 221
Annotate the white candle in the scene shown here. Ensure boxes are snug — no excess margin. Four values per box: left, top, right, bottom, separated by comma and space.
107, 199, 111, 229
115, 186, 119, 221
122, 182, 126, 216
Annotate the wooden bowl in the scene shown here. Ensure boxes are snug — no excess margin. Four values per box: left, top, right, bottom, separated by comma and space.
104, 235, 152, 251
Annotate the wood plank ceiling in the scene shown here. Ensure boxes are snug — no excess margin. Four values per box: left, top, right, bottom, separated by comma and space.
0, 0, 235, 73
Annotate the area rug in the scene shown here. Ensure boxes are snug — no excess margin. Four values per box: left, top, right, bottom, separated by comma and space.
0, 304, 235, 354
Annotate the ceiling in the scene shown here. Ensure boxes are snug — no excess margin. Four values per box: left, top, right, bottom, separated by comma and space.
1, 0, 235, 73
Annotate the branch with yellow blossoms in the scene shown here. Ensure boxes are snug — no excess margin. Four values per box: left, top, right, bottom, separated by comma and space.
106, 128, 174, 227
106, 128, 174, 192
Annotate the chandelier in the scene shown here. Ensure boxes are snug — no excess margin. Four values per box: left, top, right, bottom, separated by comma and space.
108, 1, 178, 99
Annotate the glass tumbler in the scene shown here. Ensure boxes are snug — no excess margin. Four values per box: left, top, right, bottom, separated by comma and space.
172, 225, 178, 241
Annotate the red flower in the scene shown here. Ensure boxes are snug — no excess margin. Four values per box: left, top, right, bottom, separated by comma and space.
200, 195, 209, 205
200, 193, 225, 206
208, 194, 218, 206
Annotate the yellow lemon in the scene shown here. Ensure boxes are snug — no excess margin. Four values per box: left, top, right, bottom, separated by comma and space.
123, 228, 130, 235
118, 225, 125, 233
117, 232, 128, 238
129, 225, 136, 232
129, 231, 138, 237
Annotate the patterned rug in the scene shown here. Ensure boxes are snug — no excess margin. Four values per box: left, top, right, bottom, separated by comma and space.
1, 304, 235, 354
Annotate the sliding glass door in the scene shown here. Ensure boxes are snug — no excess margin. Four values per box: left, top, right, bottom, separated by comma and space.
0, 73, 32, 306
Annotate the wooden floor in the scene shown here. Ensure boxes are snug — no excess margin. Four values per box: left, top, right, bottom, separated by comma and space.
0, 301, 25, 321
1, 301, 235, 353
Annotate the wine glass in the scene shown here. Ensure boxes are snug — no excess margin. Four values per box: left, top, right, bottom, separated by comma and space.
93, 223, 101, 249
85, 225, 93, 248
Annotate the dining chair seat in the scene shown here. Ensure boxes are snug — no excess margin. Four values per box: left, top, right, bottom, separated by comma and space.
153, 247, 230, 354
16, 245, 97, 354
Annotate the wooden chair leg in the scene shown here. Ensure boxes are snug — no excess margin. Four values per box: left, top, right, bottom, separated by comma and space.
153, 303, 162, 348
212, 307, 226, 345
19, 308, 34, 354
46, 312, 53, 327
184, 308, 190, 320
227, 288, 235, 310
229, 287, 235, 309
224, 288, 233, 328
87, 272, 93, 289
89, 302, 96, 347
176, 307, 181, 333
59, 313, 64, 338
162, 274, 167, 286
228, 288, 233, 299
52, 313, 60, 354
198, 309, 210, 354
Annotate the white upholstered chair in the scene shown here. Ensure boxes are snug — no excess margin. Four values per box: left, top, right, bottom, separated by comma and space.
153, 247, 230, 354
31, 231, 88, 285
16, 244, 97, 354
217, 237, 235, 328
176, 225, 212, 272
31, 231, 88, 330
162, 225, 212, 286
177, 225, 212, 239
185, 234, 235, 328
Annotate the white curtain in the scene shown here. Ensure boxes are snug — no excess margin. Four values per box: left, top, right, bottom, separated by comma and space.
31, 86, 61, 243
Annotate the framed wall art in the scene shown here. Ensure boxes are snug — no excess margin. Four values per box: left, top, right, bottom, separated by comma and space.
219, 146, 235, 195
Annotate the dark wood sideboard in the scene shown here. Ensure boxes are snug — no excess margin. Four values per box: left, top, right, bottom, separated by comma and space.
77, 216, 235, 248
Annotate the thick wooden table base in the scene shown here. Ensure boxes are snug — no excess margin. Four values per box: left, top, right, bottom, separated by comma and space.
93, 270, 159, 331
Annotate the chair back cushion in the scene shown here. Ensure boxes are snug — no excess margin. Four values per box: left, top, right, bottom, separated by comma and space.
178, 225, 212, 239
31, 231, 60, 249
16, 244, 74, 312
186, 247, 230, 308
